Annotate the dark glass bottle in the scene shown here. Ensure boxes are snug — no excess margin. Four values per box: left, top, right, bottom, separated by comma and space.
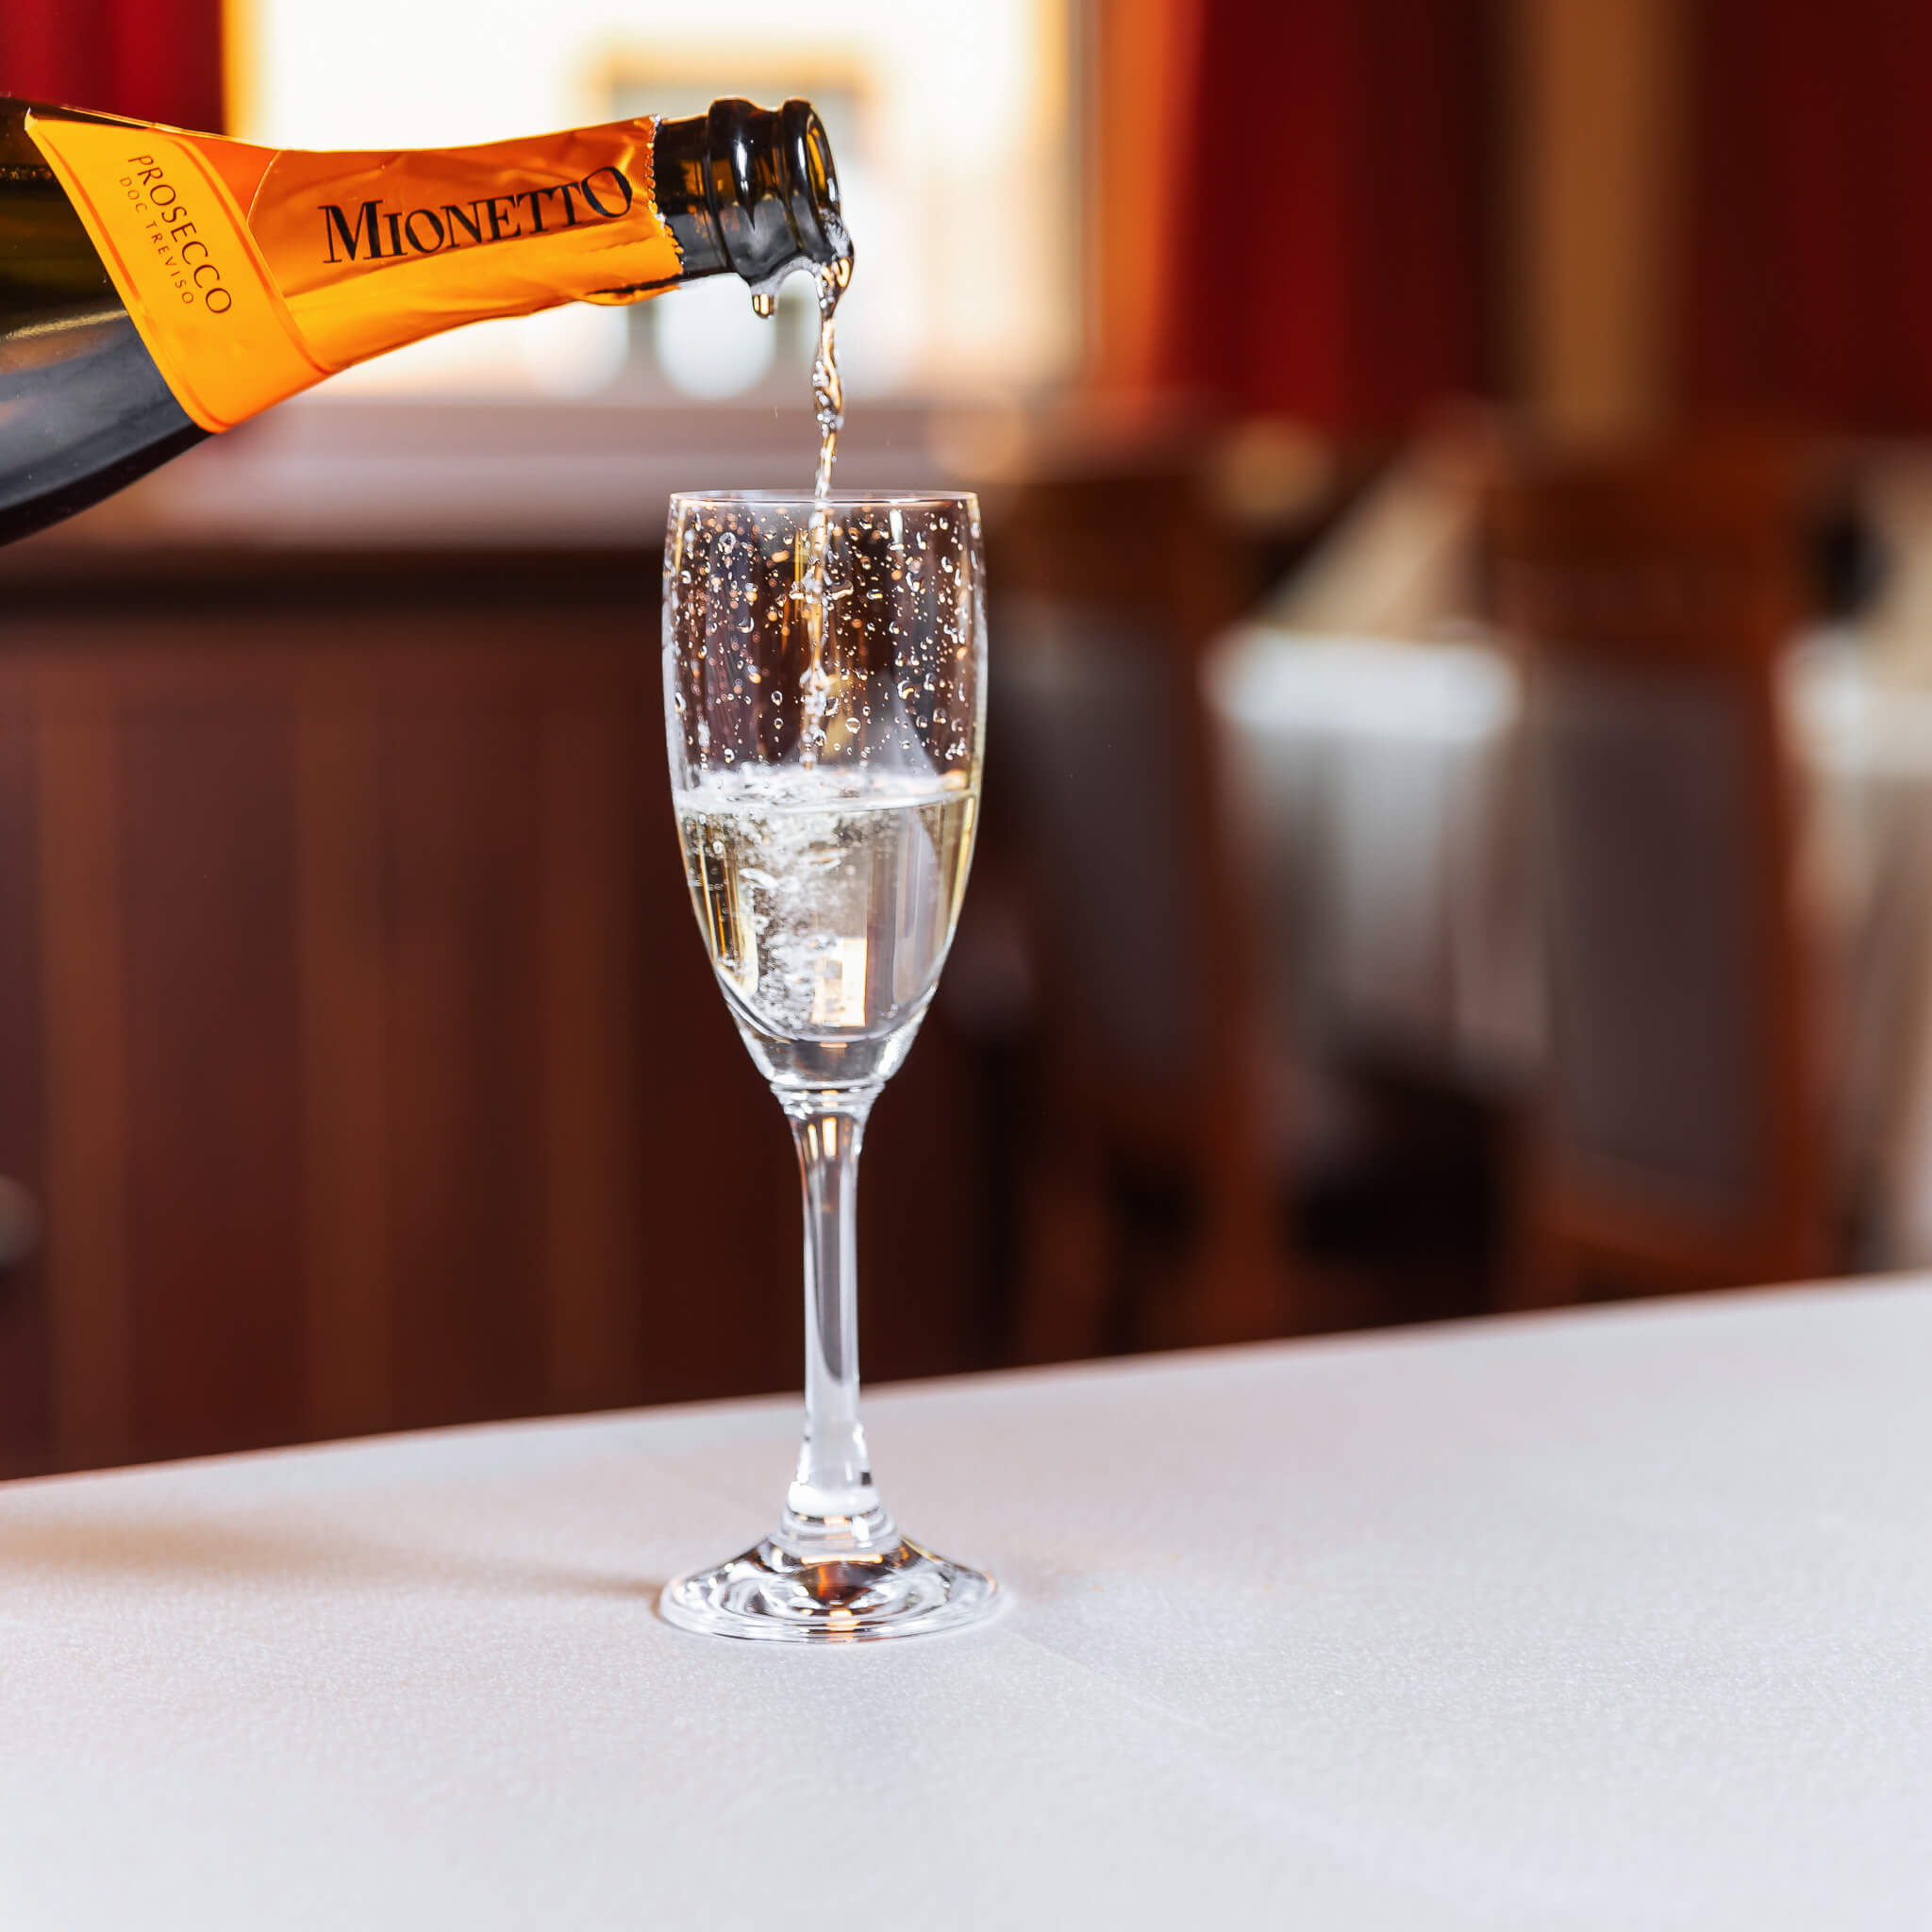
0, 97, 850, 546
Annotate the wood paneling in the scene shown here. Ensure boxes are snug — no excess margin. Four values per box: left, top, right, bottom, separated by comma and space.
382, 647, 550, 1431
34, 667, 133, 1471
295, 664, 391, 1441
0, 679, 49, 1470
539, 691, 645, 1414
121, 670, 307, 1459
0, 585, 1006, 1472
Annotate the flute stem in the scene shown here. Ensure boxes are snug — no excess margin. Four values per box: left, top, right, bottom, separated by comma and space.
776, 1085, 893, 1556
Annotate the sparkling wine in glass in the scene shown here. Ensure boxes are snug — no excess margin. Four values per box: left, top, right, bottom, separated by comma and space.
658, 489, 996, 1641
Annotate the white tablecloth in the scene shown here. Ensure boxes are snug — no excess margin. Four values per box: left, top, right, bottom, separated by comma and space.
1208, 626, 1932, 1257
5, 1282, 1932, 1927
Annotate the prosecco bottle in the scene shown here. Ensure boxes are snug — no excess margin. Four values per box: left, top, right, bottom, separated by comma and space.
0, 96, 850, 544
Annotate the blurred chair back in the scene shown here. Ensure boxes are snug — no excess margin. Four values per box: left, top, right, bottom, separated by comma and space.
983, 458, 1291, 1354
1493, 436, 1829, 1301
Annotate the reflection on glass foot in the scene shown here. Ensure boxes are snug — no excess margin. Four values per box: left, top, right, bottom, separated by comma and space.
660, 1535, 999, 1643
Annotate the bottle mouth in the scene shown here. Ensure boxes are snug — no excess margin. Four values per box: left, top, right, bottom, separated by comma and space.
776, 100, 852, 275
654, 97, 853, 295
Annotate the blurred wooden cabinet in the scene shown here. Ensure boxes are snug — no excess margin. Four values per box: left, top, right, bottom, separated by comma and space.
0, 552, 998, 1474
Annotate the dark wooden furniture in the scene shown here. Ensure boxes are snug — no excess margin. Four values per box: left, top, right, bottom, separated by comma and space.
981, 460, 1291, 1357
1492, 438, 1831, 1304
0, 547, 1000, 1474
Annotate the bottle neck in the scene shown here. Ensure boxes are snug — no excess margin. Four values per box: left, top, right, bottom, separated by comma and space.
653, 98, 852, 297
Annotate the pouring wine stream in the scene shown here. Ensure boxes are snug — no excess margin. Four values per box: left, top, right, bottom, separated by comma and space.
790, 255, 850, 769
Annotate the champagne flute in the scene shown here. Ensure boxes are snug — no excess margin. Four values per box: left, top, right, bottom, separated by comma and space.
658, 490, 996, 1641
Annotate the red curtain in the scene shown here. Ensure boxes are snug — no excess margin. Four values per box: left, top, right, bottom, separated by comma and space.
1, 0, 225, 134
1152, 0, 1492, 436
1683, 0, 1932, 428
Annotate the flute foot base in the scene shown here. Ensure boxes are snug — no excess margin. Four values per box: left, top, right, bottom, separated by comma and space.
659, 1535, 999, 1643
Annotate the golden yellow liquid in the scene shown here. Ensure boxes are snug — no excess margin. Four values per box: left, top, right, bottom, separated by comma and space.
677, 773, 976, 1079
